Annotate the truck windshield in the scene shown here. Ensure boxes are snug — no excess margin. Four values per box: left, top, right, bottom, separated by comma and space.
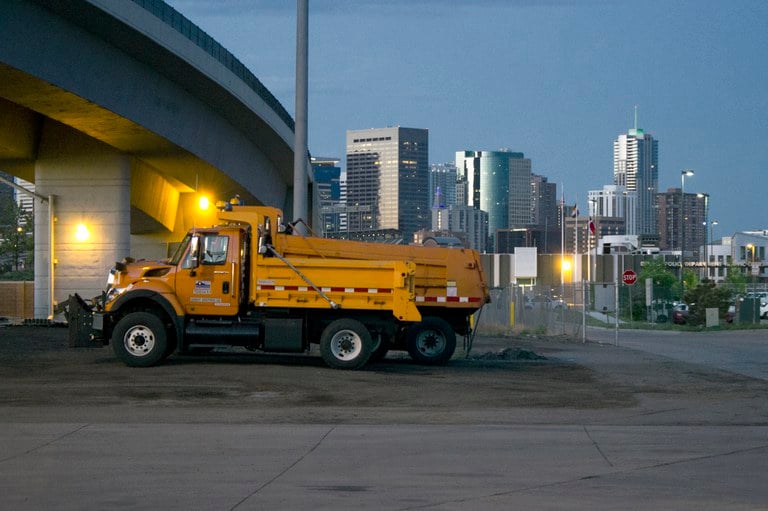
168, 234, 192, 265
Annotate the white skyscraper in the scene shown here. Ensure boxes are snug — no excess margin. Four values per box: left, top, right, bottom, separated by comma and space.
613, 113, 658, 235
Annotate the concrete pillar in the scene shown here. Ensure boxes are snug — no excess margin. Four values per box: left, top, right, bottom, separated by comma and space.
34, 121, 130, 318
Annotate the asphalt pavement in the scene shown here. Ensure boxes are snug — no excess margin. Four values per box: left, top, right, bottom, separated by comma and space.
1, 325, 767, 510
1, 422, 767, 510
587, 326, 768, 380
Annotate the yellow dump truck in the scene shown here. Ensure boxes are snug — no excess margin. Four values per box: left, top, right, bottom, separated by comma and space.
88, 204, 489, 369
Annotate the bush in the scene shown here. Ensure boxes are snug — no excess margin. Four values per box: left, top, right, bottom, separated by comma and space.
684, 280, 732, 326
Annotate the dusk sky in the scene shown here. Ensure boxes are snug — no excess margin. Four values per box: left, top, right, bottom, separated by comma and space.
167, 0, 767, 238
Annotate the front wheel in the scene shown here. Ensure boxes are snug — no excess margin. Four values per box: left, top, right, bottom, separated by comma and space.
319, 318, 373, 370
406, 317, 456, 365
111, 312, 169, 367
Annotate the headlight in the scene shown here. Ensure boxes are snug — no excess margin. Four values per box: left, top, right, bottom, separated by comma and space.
107, 267, 118, 287
106, 283, 132, 303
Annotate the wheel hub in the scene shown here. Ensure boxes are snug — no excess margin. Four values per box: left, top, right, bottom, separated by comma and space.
124, 325, 155, 356
417, 330, 444, 355
331, 330, 361, 359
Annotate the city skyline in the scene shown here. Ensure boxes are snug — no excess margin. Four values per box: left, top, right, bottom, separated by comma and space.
166, 0, 767, 238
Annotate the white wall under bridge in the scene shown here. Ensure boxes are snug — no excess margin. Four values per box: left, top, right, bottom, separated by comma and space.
0, 0, 302, 317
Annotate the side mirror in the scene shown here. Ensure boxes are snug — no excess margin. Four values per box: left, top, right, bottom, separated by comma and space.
260, 217, 273, 257
185, 236, 201, 269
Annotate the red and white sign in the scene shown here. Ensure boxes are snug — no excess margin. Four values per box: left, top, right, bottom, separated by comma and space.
622, 269, 637, 286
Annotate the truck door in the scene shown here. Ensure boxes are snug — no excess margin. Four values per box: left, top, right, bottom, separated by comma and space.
176, 230, 241, 316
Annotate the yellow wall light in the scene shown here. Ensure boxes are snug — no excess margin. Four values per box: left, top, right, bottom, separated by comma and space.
561, 259, 571, 272
198, 195, 210, 211
74, 223, 90, 242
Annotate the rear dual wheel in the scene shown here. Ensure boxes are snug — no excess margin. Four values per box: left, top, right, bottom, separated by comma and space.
406, 317, 456, 365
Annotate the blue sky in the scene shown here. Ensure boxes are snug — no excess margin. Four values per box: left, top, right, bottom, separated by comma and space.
167, 0, 767, 237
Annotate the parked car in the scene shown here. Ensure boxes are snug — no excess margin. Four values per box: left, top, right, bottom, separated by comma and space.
523, 294, 567, 310
744, 293, 768, 319
672, 303, 690, 324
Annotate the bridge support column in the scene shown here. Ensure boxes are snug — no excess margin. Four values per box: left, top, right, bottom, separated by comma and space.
34, 121, 130, 318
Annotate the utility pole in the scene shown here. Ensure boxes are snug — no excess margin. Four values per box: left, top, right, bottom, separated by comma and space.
293, 0, 309, 231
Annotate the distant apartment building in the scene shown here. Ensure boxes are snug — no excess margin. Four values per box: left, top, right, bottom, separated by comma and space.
346, 127, 429, 241
657, 188, 706, 258
613, 120, 658, 236
587, 185, 637, 235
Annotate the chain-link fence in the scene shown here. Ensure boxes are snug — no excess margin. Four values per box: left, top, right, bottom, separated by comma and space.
475, 276, 766, 336
476, 283, 587, 337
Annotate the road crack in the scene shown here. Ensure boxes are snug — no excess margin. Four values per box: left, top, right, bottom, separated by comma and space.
0, 424, 90, 464
583, 425, 614, 467
230, 425, 336, 510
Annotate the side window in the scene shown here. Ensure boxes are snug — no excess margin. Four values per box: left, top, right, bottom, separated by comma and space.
201, 235, 229, 265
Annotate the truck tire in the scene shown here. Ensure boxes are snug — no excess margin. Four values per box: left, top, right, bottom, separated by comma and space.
368, 333, 391, 363
111, 312, 169, 367
319, 318, 373, 370
406, 316, 456, 365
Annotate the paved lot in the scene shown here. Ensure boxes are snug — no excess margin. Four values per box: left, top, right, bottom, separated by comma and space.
1, 325, 767, 510
588, 326, 768, 380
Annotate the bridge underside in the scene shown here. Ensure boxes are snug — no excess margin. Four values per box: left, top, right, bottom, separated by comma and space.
0, 0, 299, 317
0, 71, 256, 236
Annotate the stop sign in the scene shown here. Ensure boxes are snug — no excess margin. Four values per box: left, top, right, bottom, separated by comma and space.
622, 269, 637, 285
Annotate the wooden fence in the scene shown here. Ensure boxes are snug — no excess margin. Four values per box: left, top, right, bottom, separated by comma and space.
0, 281, 34, 319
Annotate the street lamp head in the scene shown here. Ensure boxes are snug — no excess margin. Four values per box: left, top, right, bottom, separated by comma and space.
712, 220, 719, 226
682, 169, 695, 177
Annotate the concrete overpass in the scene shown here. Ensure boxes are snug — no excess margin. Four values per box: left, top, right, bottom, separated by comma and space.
0, 0, 301, 317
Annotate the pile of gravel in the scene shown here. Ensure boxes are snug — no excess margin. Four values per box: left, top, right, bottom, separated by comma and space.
470, 347, 546, 361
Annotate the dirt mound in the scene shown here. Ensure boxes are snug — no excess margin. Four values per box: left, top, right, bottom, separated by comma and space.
470, 347, 546, 361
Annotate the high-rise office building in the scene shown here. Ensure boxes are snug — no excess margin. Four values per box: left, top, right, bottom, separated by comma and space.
311, 157, 342, 237
447, 206, 489, 252
613, 117, 658, 235
587, 185, 637, 235
14, 177, 35, 224
346, 127, 429, 241
455, 150, 532, 246
428, 163, 457, 208
0, 171, 13, 209
508, 156, 533, 228
531, 174, 557, 230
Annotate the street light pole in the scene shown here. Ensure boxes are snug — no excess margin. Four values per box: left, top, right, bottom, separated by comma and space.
698, 192, 709, 280
748, 243, 756, 322
710, 220, 718, 280
680, 169, 694, 289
